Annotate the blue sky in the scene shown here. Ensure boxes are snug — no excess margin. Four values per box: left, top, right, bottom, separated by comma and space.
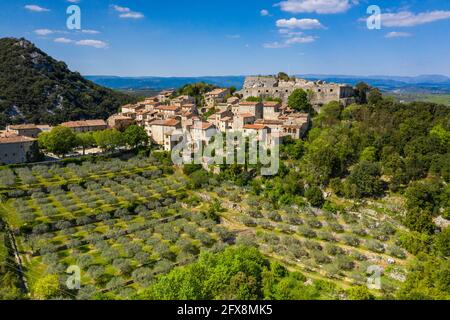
0, 0, 449, 77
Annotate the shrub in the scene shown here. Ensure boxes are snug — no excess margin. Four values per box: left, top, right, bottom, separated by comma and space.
336, 256, 355, 271
305, 187, 325, 208
267, 212, 282, 222
298, 226, 317, 238
286, 214, 303, 225
366, 240, 385, 253
326, 244, 345, 256
328, 222, 344, 233
318, 231, 336, 242
341, 235, 360, 247
388, 245, 406, 259
305, 240, 322, 251
313, 252, 331, 264
307, 219, 323, 229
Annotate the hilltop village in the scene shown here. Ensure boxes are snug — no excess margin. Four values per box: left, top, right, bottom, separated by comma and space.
0, 75, 359, 164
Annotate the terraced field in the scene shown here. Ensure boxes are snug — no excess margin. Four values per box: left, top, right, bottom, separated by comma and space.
0, 155, 412, 299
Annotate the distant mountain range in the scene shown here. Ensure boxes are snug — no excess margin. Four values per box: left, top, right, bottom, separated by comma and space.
86, 74, 450, 94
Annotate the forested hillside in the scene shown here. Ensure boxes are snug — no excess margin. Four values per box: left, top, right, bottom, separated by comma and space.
0, 38, 136, 128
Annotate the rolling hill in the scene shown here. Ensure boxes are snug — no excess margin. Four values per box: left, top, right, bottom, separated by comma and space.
0, 38, 136, 128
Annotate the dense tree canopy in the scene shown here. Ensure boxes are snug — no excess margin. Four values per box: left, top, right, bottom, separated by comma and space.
288, 89, 311, 113
38, 126, 77, 157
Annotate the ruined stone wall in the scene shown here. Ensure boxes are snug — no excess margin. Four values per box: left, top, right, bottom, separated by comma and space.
238, 76, 355, 107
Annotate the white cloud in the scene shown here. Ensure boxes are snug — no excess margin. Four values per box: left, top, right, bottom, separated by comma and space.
54, 38, 108, 48
286, 35, 316, 44
263, 41, 290, 49
81, 29, 100, 34
75, 39, 108, 49
226, 34, 241, 39
264, 34, 315, 48
260, 9, 270, 16
34, 29, 54, 36
385, 31, 412, 38
119, 12, 144, 19
380, 10, 450, 27
276, 18, 325, 29
54, 37, 74, 44
277, 0, 357, 14
279, 29, 304, 37
24, 4, 50, 12
111, 4, 144, 19
111, 5, 130, 13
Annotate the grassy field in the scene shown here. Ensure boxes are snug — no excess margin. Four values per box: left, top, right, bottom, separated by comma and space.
0, 155, 413, 299
387, 93, 450, 106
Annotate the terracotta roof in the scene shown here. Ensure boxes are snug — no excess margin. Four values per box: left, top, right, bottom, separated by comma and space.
239, 101, 261, 106
255, 119, 283, 125
206, 88, 228, 96
243, 124, 268, 130
7, 124, 39, 130
0, 134, 36, 144
238, 113, 255, 118
263, 101, 281, 107
61, 120, 107, 128
155, 105, 180, 111
192, 122, 215, 130
150, 119, 180, 127
109, 114, 133, 120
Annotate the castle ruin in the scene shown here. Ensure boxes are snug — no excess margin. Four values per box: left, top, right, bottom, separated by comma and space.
237, 76, 356, 110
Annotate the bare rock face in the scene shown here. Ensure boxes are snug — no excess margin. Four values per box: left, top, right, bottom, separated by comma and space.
434, 215, 450, 229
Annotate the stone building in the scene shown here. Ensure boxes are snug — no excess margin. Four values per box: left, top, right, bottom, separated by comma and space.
204, 88, 231, 107
60, 120, 107, 133
238, 76, 355, 110
6, 124, 51, 138
0, 134, 39, 164
232, 101, 264, 119
107, 114, 135, 130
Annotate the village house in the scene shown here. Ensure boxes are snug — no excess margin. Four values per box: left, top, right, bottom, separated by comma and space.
181, 103, 197, 114
163, 129, 185, 152
107, 114, 135, 130
6, 124, 51, 138
243, 123, 271, 141
204, 88, 231, 107
227, 96, 240, 105
232, 101, 264, 119
207, 110, 234, 128
171, 95, 195, 107
189, 121, 217, 144
263, 101, 282, 120
157, 90, 175, 103
121, 104, 145, 117
254, 119, 284, 135
154, 105, 181, 119
233, 113, 256, 130
0, 133, 39, 165
279, 113, 310, 139
147, 119, 181, 145
60, 120, 108, 133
